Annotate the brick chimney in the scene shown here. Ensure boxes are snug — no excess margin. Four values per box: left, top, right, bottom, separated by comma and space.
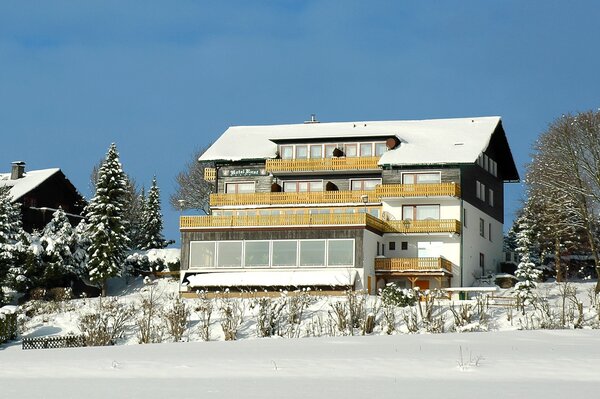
11, 161, 25, 180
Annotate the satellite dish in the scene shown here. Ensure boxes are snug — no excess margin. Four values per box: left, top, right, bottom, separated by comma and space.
381, 211, 396, 221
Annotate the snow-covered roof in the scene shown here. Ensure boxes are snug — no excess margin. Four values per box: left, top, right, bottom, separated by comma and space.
0, 168, 60, 201
184, 269, 357, 288
199, 116, 502, 166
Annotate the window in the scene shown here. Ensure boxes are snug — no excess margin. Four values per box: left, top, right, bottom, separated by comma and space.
217, 241, 243, 268
325, 144, 337, 158
295, 145, 308, 159
350, 178, 381, 191
272, 241, 298, 267
488, 188, 494, 206
344, 144, 357, 157
402, 205, 440, 220
328, 239, 354, 266
479, 218, 485, 237
389, 241, 396, 251
190, 242, 216, 268
360, 143, 373, 157
299, 240, 326, 266
375, 142, 387, 156
476, 181, 486, 201
225, 182, 255, 194
280, 145, 293, 159
402, 172, 441, 184
479, 253, 485, 271
463, 208, 467, 227
489, 223, 492, 242
401, 241, 408, 250
283, 180, 323, 192
310, 145, 322, 159
244, 241, 270, 267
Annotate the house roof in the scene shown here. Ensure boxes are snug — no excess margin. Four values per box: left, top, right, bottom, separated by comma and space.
0, 168, 61, 201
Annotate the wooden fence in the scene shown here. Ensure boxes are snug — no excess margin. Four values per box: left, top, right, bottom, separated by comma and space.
22, 334, 86, 350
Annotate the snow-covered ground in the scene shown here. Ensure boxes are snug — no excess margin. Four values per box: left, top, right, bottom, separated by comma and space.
2, 279, 600, 398
1, 329, 599, 398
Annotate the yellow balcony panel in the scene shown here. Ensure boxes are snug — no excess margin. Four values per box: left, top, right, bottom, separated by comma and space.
210, 190, 380, 207
384, 219, 461, 234
375, 257, 453, 274
376, 183, 460, 198
266, 156, 380, 173
180, 213, 384, 230
203, 168, 216, 182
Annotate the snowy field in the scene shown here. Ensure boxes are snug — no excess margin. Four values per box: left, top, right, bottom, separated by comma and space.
1, 329, 600, 398
3, 278, 600, 398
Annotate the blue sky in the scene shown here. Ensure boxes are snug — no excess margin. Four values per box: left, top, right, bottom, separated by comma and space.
1, 1, 599, 245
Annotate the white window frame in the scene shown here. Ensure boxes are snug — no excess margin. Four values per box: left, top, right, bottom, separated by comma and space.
350, 178, 382, 191
225, 181, 256, 194
271, 239, 299, 268
401, 171, 442, 185
283, 179, 323, 193
216, 240, 243, 268
244, 240, 271, 268
189, 241, 216, 268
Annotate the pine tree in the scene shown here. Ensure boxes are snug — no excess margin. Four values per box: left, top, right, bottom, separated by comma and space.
0, 186, 23, 298
85, 143, 130, 295
140, 176, 166, 250
514, 208, 542, 307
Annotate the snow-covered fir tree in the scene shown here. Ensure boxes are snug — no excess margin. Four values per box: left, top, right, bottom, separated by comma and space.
514, 208, 542, 305
0, 186, 23, 299
139, 176, 167, 250
85, 143, 130, 295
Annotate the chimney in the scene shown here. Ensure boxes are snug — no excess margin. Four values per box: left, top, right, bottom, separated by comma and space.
11, 161, 25, 180
304, 114, 320, 124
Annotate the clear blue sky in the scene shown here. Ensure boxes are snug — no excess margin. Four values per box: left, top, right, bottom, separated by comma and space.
1, 1, 599, 245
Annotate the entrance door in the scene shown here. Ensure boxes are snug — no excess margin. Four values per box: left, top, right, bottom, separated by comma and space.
414, 280, 430, 290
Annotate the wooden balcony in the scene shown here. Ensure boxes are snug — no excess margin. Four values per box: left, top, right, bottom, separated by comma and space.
384, 219, 461, 234
204, 168, 216, 182
180, 213, 386, 230
265, 156, 380, 173
376, 182, 460, 198
210, 190, 379, 207
375, 257, 453, 274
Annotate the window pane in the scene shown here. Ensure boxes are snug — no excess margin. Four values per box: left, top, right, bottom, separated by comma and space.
190, 242, 216, 268
237, 183, 255, 193
217, 241, 242, 267
363, 179, 380, 190
325, 144, 337, 158
298, 182, 308, 192
283, 182, 295, 192
280, 146, 293, 159
345, 144, 357, 157
296, 145, 308, 159
351, 180, 362, 191
300, 240, 325, 266
310, 145, 322, 159
402, 174, 415, 184
309, 181, 323, 191
402, 206, 414, 220
375, 143, 387, 156
272, 241, 297, 267
360, 143, 373, 157
416, 173, 441, 184
328, 240, 354, 266
245, 241, 270, 267
416, 205, 439, 220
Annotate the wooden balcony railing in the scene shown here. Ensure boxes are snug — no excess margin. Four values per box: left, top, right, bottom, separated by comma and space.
266, 156, 380, 173
384, 219, 461, 234
210, 190, 380, 207
204, 168, 216, 182
180, 213, 385, 229
376, 182, 460, 198
375, 257, 453, 274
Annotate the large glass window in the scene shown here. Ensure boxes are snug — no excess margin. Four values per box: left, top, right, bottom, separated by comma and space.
225, 182, 255, 194
327, 240, 354, 266
402, 172, 441, 184
325, 144, 337, 158
244, 241, 270, 267
375, 142, 387, 156
272, 241, 298, 267
217, 241, 242, 267
344, 144, 357, 157
350, 178, 381, 191
300, 240, 326, 266
190, 242, 216, 268
283, 180, 323, 192
295, 145, 308, 159
402, 205, 440, 220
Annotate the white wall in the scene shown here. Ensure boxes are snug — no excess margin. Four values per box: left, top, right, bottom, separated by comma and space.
461, 201, 504, 286
381, 198, 461, 221
361, 230, 380, 293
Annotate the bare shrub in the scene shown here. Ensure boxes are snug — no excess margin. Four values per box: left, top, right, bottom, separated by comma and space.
136, 286, 164, 344
78, 297, 134, 346
329, 301, 349, 334
218, 293, 244, 341
195, 291, 214, 341
252, 295, 286, 338
163, 294, 191, 342
382, 305, 397, 335
450, 303, 474, 329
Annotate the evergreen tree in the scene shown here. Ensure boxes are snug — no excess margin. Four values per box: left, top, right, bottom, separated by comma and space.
0, 186, 23, 298
514, 208, 542, 306
85, 143, 130, 295
140, 176, 166, 250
